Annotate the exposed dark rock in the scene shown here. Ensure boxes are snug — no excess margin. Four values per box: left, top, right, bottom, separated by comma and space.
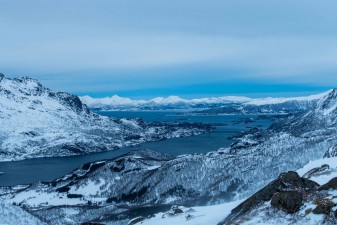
87, 162, 106, 173
82, 223, 105, 225
161, 205, 185, 218
271, 191, 302, 213
67, 194, 83, 198
110, 159, 125, 173
127, 216, 145, 225
82, 163, 91, 170
319, 177, 337, 191
171, 205, 184, 214
303, 164, 330, 179
56, 186, 70, 193
324, 145, 337, 158
56, 92, 84, 112
218, 171, 319, 225
107, 186, 149, 203
313, 199, 335, 215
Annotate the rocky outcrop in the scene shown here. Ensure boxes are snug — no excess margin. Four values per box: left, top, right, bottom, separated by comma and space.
271, 191, 302, 214
312, 199, 336, 215
218, 171, 319, 225
324, 145, 337, 158
303, 164, 330, 179
319, 177, 337, 191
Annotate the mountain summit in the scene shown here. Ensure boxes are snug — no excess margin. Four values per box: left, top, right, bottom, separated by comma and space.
0, 75, 206, 161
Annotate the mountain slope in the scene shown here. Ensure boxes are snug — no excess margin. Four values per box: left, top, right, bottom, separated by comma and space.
0, 74, 208, 161
2, 75, 337, 224
219, 154, 337, 225
139, 155, 337, 225
0, 202, 46, 225
2, 89, 337, 224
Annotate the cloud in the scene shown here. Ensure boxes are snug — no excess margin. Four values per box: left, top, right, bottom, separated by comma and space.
1, 0, 337, 95
2, 34, 337, 82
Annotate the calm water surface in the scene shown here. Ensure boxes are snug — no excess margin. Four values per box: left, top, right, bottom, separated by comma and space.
0, 111, 272, 186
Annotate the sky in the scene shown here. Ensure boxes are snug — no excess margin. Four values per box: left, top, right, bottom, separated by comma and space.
1, 0, 337, 99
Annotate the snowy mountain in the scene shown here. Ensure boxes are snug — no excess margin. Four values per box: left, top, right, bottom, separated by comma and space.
0, 74, 209, 161
138, 154, 337, 225
1, 75, 337, 224
0, 202, 46, 225
80, 91, 329, 113
3, 85, 337, 224
218, 154, 337, 225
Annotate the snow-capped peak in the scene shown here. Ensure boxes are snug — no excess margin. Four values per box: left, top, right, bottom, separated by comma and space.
149, 96, 187, 104
80, 90, 331, 111
0, 74, 207, 161
315, 88, 337, 115
245, 90, 332, 106
80, 95, 146, 106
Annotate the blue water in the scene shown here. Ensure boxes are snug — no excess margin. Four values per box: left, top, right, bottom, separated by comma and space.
0, 111, 272, 186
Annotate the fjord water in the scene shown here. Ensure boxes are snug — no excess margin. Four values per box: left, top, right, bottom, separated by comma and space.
0, 111, 272, 186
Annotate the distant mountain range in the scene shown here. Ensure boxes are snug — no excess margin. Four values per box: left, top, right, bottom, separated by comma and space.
80, 91, 330, 114
0, 74, 208, 161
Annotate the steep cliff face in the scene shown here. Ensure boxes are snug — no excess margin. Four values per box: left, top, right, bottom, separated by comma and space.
0, 75, 208, 161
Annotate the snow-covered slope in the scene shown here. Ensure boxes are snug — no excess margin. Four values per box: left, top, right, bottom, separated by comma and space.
0, 74, 208, 161
0, 202, 46, 225
2, 74, 337, 224
141, 155, 337, 225
80, 91, 329, 113
218, 154, 337, 225
2, 89, 337, 224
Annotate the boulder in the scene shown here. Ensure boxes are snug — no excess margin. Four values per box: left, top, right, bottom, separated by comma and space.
271, 191, 302, 213
313, 199, 335, 215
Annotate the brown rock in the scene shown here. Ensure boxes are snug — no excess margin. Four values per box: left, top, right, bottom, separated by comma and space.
271, 191, 302, 214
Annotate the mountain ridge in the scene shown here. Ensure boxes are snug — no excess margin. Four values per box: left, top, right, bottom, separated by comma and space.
0, 74, 208, 161
2, 88, 337, 224
80, 91, 330, 112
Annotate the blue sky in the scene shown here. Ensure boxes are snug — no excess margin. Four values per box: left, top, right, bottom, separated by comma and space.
1, 0, 337, 98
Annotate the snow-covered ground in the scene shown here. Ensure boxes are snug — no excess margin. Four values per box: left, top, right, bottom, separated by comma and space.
138, 156, 337, 225
139, 200, 243, 225
0, 202, 46, 225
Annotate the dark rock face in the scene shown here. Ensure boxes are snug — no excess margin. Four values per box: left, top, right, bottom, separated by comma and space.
218, 171, 319, 225
56, 92, 86, 113
319, 177, 337, 191
128, 216, 145, 225
324, 145, 337, 158
271, 191, 302, 214
303, 164, 330, 179
82, 223, 105, 225
313, 199, 336, 215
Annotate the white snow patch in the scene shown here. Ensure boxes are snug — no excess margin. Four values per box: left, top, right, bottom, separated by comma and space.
140, 199, 243, 225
